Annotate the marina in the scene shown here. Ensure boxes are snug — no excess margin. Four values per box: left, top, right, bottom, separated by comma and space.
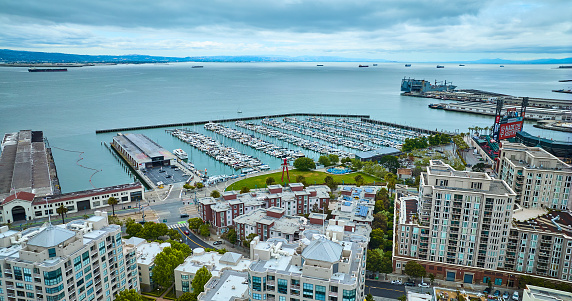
169, 129, 265, 171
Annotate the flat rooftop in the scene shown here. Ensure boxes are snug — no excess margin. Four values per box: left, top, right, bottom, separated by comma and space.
113, 133, 175, 163
0, 130, 52, 198
201, 270, 249, 301
513, 210, 572, 237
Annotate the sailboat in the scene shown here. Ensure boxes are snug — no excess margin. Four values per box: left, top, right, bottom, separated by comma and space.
237, 109, 242, 113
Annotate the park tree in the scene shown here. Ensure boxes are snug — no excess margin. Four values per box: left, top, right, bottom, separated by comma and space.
187, 217, 204, 231
354, 174, 364, 187
366, 249, 382, 272
226, 228, 237, 245
372, 213, 388, 231
192, 266, 212, 297
380, 155, 400, 174
404, 260, 426, 279
114, 289, 144, 301
138, 222, 169, 241
107, 197, 119, 216
365, 294, 374, 301
369, 228, 385, 250
56, 205, 68, 224
243, 233, 258, 248
318, 155, 331, 167
195, 182, 204, 189
324, 175, 337, 191
328, 154, 339, 165
240, 186, 251, 194
265, 177, 276, 186
293, 157, 316, 171
429, 273, 436, 284
210, 190, 221, 198
296, 175, 306, 185
152, 246, 187, 287
385, 173, 396, 193
199, 224, 210, 237
126, 222, 143, 237
380, 251, 394, 274
472, 163, 487, 172
351, 159, 363, 171
183, 183, 193, 195
168, 229, 182, 241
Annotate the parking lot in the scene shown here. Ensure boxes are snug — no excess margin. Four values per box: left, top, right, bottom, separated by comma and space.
143, 165, 191, 186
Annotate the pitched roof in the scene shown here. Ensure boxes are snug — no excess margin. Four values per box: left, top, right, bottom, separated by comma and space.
301, 237, 342, 263
26, 226, 76, 248
220, 252, 242, 265
2, 191, 35, 204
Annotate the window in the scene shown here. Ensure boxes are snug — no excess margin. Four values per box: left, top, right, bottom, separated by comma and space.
252, 293, 262, 300
46, 284, 64, 294
43, 268, 62, 286
278, 279, 288, 294
495, 278, 502, 285
48, 248, 56, 258
23, 268, 32, 282
315, 285, 326, 301
303, 283, 313, 299
343, 289, 356, 301
252, 276, 262, 291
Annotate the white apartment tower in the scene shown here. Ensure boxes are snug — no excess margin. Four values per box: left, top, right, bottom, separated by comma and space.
497, 142, 572, 210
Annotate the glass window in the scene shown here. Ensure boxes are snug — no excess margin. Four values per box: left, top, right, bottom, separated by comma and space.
315, 285, 326, 301
278, 279, 288, 294
343, 289, 356, 301
252, 276, 262, 291
48, 248, 56, 258
495, 278, 502, 285
43, 268, 62, 286
303, 283, 313, 299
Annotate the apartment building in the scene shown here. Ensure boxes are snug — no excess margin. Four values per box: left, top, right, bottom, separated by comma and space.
198, 184, 330, 234
507, 210, 572, 281
124, 238, 170, 292
197, 270, 249, 301
247, 221, 369, 301
497, 142, 572, 210
331, 186, 379, 226
393, 160, 517, 285
0, 211, 138, 301
173, 248, 252, 297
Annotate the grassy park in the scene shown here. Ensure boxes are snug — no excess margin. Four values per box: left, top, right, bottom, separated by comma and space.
225, 169, 382, 191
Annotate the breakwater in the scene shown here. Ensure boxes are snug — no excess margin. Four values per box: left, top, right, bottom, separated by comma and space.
95, 113, 370, 134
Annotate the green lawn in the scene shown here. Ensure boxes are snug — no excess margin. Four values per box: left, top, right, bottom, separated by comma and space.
226, 169, 382, 191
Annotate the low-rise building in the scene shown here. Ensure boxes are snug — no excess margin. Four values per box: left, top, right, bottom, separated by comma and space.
111, 133, 176, 170
523, 285, 572, 301
174, 248, 252, 297
331, 186, 379, 225
124, 238, 170, 292
0, 211, 139, 301
198, 183, 330, 234
247, 222, 369, 301
197, 270, 249, 301
497, 142, 572, 210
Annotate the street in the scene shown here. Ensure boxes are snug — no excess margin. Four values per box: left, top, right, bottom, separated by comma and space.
365, 280, 406, 299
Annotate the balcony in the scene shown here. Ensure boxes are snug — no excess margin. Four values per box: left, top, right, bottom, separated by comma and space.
329, 292, 338, 297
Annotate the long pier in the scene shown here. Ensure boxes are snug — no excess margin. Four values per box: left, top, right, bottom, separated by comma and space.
95, 113, 370, 134
361, 118, 448, 135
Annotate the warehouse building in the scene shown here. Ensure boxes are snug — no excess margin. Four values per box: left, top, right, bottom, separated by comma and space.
111, 133, 176, 170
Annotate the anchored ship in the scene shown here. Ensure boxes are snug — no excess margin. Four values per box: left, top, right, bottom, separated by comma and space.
401, 77, 457, 94
28, 68, 67, 72
173, 149, 188, 160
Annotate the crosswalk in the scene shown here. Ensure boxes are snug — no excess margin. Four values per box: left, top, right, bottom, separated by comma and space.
168, 223, 187, 229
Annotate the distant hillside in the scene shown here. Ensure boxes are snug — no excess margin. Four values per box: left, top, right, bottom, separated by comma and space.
0, 49, 390, 64
466, 57, 572, 64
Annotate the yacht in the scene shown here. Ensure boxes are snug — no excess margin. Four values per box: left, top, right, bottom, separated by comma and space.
173, 149, 188, 160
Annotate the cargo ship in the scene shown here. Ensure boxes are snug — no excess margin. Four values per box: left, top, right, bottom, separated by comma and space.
405, 64, 411, 67
401, 77, 457, 94
436, 65, 444, 68
359, 65, 369, 67
28, 68, 67, 72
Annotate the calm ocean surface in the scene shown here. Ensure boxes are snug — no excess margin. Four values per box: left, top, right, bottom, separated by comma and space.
0, 62, 570, 192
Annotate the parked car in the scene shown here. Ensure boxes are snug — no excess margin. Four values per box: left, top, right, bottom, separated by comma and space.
418, 282, 430, 288
483, 287, 492, 295
391, 280, 402, 285
512, 292, 519, 301
213, 240, 223, 245
405, 282, 415, 287
503, 292, 510, 300
494, 290, 501, 297
183, 230, 189, 235
180, 214, 189, 218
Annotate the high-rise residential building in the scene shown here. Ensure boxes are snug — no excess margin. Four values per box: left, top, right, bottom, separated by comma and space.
0, 211, 138, 301
247, 219, 369, 301
497, 142, 572, 210
124, 238, 170, 292
393, 160, 517, 285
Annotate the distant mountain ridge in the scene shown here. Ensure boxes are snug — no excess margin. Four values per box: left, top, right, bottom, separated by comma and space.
0, 49, 570, 64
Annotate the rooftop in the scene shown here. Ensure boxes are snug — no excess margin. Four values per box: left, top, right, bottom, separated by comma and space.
301, 237, 342, 263
525, 285, 572, 301
354, 147, 401, 160
26, 225, 76, 248
200, 270, 249, 301
176, 250, 252, 278
136, 242, 171, 266
513, 210, 572, 237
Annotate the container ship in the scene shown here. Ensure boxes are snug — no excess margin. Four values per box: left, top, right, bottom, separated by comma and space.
401, 77, 456, 94
28, 68, 67, 72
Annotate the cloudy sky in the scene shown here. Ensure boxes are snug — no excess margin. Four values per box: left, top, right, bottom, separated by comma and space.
1, 0, 571, 61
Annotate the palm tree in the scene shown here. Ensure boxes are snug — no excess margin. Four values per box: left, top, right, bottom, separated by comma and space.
56, 205, 68, 224
107, 197, 119, 216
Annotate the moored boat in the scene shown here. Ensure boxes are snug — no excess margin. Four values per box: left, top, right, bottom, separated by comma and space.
28, 68, 67, 72
173, 149, 188, 160
436, 65, 444, 68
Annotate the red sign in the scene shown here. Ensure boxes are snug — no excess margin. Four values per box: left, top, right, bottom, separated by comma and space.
499, 121, 523, 140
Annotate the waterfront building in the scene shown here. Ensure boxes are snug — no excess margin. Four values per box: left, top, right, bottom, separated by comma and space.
331, 186, 379, 226
197, 270, 249, 301
173, 248, 252, 297
0, 211, 139, 301
124, 238, 170, 292
393, 160, 518, 285
354, 147, 401, 162
497, 142, 572, 210
198, 184, 330, 234
247, 222, 369, 301
0, 183, 144, 224
111, 133, 175, 170
522, 285, 572, 301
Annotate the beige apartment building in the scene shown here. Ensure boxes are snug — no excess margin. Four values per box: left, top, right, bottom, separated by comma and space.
497, 142, 572, 210
0, 211, 138, 301
247, 219, 369, 301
